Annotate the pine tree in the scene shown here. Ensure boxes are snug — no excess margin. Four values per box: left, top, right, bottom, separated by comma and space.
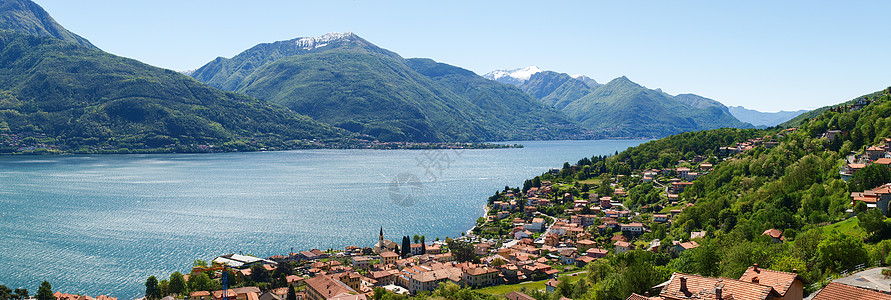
145, 276, 161, 300
36, 281, 54, 300
401, 236, 411, 258
287, 284, 297, 300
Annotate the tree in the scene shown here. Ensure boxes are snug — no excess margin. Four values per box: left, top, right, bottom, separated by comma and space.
36, 282, 53, 300
188, 272, 219, 292
401, 236, 411, 258
0, 286, 12, 300
413, 235, 420, 244
818, 231, 868, 273
145, 276, 161, 300
168, 272, 186, 296
850, 164, 891, 192
13, 289, 28, 300
287, 284, 297, 300
446, 240, 475, 262
251, 264, 272, 283
193, 259, 208, 268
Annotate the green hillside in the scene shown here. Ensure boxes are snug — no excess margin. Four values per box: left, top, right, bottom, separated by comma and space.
503, 86, 891, 299
519, 71, 595, 110
562, 76, 751, 138
405, 58, 589, 140
0, 31, 349, 153
192, 33, 589, 142
0, 0, 97, 49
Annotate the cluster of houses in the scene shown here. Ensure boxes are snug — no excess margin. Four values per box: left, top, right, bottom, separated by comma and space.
53, 292, 118, 300
623, 263, 891, 300
841, 137, 891, 180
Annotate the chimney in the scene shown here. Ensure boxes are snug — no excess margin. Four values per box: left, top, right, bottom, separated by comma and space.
792, 268, 798, 274
680, 276, 688, 293
753, 263, 759, 272
715, 283, 724, 300
752, 276, 760, 284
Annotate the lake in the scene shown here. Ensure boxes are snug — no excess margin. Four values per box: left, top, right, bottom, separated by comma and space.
0, 139, 644, 298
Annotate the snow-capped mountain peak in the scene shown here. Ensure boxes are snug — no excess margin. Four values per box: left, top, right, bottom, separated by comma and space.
483, 66, 543, 83
292, 32, 355, 50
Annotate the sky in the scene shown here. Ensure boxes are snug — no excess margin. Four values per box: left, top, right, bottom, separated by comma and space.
34, 0, 891, 112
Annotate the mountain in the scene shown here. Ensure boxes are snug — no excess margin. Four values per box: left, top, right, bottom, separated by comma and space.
483, 65, 543, 86
518, 71, 598, 110
404, 58, 587, 140
0, 1, 351, 153
0, 0, 97, 49
727, 106, 809, 127
485, 66, 751, 138
560, 76, 751, 138
192, 33, 588, 142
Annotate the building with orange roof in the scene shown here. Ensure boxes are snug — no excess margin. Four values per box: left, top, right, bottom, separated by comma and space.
738, 264, 805, 300
658, 272, 778, 300
305, 274, 365, 300
380, 251, 399, 265
811, 282, 891, 300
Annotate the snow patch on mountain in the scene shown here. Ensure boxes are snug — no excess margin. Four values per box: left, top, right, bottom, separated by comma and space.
292, 32, 354, 50
483, 66, 543, 83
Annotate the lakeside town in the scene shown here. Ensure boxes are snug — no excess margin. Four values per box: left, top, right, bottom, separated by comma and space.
12, 95, 891, 300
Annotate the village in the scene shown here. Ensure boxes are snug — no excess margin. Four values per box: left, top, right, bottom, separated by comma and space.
73, 123, 887, 300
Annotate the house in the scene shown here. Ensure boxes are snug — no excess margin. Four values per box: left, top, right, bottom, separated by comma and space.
812, 282, 891, 300
600, 197, 613, 208
497, 211, 511, 219
211, 287, 262, 300
462, 265, 499, 288
514, 229, 533, 240
657, 272, 778, 300
672, 241, 699, 254
474, 243, 492, 256
614, 241, 632, 253
867, 146, 886, 160
426, 244, 442, 255
576, 239, 596, 252
380, 251, 399, 265
586, 248, 609, 259
676, 167, 691, 179
352, 256, 370, 270
305, 275, 365, 300
762, 229, 785, 243
545, 279, 560, 292
559, 251, 579, 265
738, 264, 806, 300
525, 218, 545, 232
403, 265, 463, 294
620, 223, 646, 235
410, 244, 424, 256
653, 214, 669, 223
505, 292, 536, 300
670, 182, 694, 193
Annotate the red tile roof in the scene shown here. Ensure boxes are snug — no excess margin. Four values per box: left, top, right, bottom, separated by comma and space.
738, 265, 802, 297
812, 282, 891, 300
659, 273, 777, 300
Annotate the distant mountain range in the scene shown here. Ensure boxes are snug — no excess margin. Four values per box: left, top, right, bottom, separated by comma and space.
727, 106, 809, 127
191, 33, 588, 142
485, 66, 753, 138
0, 0, 811, 152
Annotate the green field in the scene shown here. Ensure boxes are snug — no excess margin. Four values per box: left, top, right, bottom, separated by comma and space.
821, 217, 866, 238
475, 275, 583, 296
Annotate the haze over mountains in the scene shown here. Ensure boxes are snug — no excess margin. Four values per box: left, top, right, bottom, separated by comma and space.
0, 0, 810, 152
727, 106, 810, 127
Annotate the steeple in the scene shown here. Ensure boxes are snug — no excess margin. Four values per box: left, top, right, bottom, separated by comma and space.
379, 226, 384, 246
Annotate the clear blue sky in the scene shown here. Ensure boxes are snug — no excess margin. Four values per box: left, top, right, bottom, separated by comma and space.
35, 0, 891, 112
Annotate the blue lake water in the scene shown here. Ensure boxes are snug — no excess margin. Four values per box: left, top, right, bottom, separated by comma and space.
0, 139, 644, 298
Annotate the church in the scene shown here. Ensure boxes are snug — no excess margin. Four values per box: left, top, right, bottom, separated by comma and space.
373, 226, 398, 254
